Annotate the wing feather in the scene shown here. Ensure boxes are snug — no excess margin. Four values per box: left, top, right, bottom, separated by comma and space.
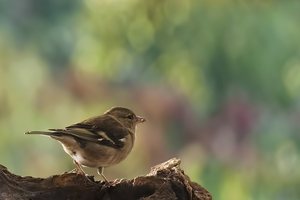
57, 115, 129, 148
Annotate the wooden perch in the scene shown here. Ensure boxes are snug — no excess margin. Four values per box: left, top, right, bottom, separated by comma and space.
0, 158, 212, 200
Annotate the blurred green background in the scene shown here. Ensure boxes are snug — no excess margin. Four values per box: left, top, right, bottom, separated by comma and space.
1, 0, 300, 199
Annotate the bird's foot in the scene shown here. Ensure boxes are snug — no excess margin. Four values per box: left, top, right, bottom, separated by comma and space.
67, 167, 87, 176
67, 168, 77, 174
113, 178, 125, 184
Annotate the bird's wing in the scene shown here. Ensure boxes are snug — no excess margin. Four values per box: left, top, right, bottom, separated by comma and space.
62, 115, 130, 148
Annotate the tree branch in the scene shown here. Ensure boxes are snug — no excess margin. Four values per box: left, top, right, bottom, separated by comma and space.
0, 158, 212, 200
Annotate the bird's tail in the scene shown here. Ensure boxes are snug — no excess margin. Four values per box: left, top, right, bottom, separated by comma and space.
25, 130, 62, 137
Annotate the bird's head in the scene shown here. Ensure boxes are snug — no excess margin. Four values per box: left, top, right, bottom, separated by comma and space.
105, 107, 146, 130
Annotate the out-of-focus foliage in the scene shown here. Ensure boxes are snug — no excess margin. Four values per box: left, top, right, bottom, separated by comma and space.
1, 0, 300, 199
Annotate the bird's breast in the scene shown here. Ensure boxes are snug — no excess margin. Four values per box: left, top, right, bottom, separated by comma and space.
57, 134, 134, 168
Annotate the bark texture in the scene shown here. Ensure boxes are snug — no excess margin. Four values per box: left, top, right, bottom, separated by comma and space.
0, 158, 212, 200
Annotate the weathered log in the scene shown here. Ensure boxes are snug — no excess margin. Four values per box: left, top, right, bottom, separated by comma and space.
0, 158, 212, 200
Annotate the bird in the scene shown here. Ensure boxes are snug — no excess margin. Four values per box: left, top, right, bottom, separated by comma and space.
25, 107, 145, 182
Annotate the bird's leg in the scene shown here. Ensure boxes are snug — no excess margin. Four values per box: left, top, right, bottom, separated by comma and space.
71, 160, 86, 175
70, 160, 96, 183
97, 167, 109, 182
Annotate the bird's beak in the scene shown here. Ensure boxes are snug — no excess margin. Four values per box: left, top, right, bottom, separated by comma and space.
136, 116, 146, 123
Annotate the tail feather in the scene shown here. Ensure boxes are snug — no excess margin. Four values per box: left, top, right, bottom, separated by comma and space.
25, 130, 62, 137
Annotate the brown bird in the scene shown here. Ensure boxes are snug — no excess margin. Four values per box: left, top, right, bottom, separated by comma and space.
25, 107, 146, 181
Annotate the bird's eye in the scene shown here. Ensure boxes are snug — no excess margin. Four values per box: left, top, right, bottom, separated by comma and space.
126, 114, 134, 120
